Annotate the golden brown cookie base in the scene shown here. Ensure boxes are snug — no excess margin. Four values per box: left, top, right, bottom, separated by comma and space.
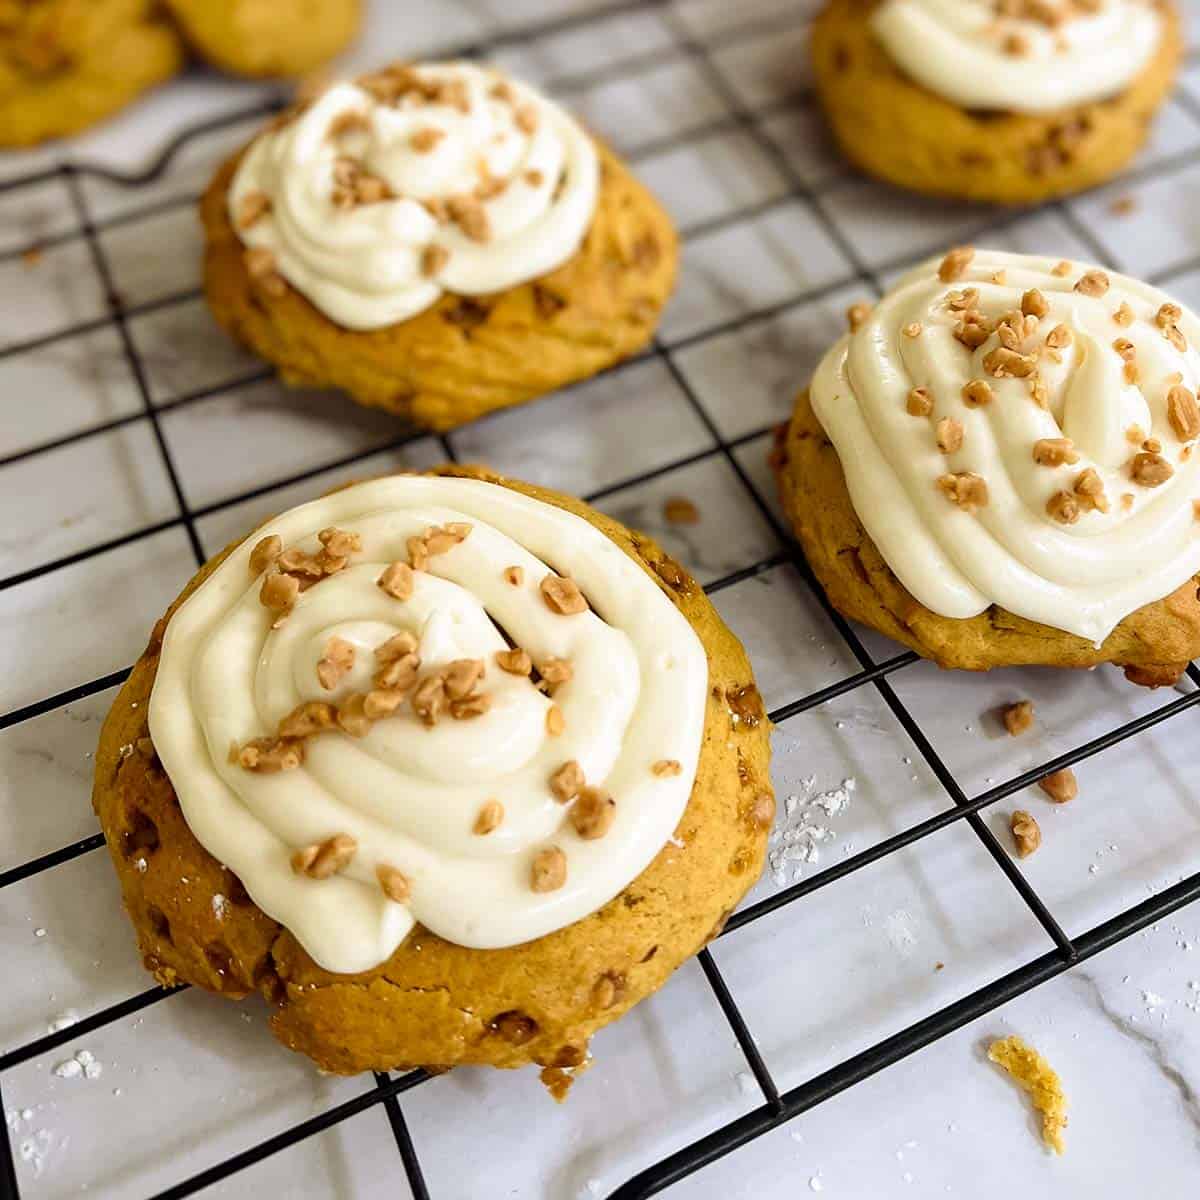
92, 465, 772, 1081
200, 141, 678, 432
163, 0, 360, 77
774, 389, 1200, 685
0, 0, 183, 147
811, 0, 1182, 204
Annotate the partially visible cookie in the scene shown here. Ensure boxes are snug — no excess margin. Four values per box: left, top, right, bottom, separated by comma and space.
200, 60, 677, 431
812, 0, 1181, 204
774, 247, 1200, 686
0, 0, 183, 147
93, 465, 772, 1081
162, 0, 360, 78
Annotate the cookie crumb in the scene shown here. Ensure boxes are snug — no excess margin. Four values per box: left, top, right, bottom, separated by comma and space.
1010, 810, 1041, 857
987, 1035, 1067, 1154
663, 496, 700, 525
1038, 768, 1077, 804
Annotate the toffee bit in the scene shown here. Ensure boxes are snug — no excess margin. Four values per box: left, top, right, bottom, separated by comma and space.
545, 704, 565, 736
260, 571, 300, 613
1038, 768, 1077, 804
248, 534, 282, 575
1073, 467, 1108, 512
902, 321, 922, 338
407, 534, 429, 572
1073, 269, 1109, 297
363, 689, 405, 719
473, 800, 504, 835
531, 846, 566, 892
372, 647, 419, 691
443, 658, 485, 701
936, 472, 989, 513
496, 647, 533, 675
446, 194, 490, 243
846, 301, 872, 332
906, 386, 933, 417
962, 378, 994, 407
549, 760, 585, 803
1045, 323, 1071, 349
1112, 301, 1134, 327
524, 168, 544, 187
570, 786, 616, 840
238, 736, 304, 773
450, 693, 491, 720
1010, 810, 1041, 858
318, 527, 361, 558
663, 496, 700, 524
421, 243, 449, 277
1030, 376, 1049, 408
983, 346, 1037, 378
1032, 437, 1079, 467
409, 126, 445, 152
514, 103, 539, 134
1156, 302, 1182, 329
540, 573, 587, 615
946, 287, 980, 312
237, 190, 272, 230
1045, 489, 1080, 524
411, 674, 447, 726
937, 245, 975, 282
337, 693, 372, 738
378, 561, 415, 600
1129, 452, 1173, 487
652, 759, 683, 776
504, 564, 524, 586
936, 417, 963, 454
1002, 699, 1035, 737
1167, 385, 1200, 442
376, 864, 410, 902
375, 631, 419, 663
1021, 288, 1049, 318
538, 657, 573, 689
292, 833, 357, 879
278, 701, 337, 739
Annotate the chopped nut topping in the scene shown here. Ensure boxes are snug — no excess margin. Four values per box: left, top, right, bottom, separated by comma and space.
906, 387, 934, 417
540, 574, 587, 615
936, 417, 963, 454
1038, 767, 1077, 804
1073, 269, 1109, 297
292, 833, 357, 879
496, 647, 532, 675
570, 786, 616, 840
1129, 452, 1173, 487
474, 800, 504, 835
362, 689, 404, 719
336, 693, 372, 738
1112, 337, 1136, 361
846, 302, 872, 332
984, 346, 1037, 378
663, 496, 700, 524
524, 168, 544, 186
1029, 376, 1049, 409
937, 472, 989, 513
378, 561, 415, 600
1045, 323, 1071, 349
531, 846, 566, 892
1011, 810, 1041, 858
1032, 437, 1079, 467
962, 379, 994, 407
237, 191, 272, 230
1073, 467, 1108, 512
1166, 324, 1188, 352
1051, 260, 1072, 277
376, 864, 410, 902
550, 760, 585, 803
1194, 499, 1200, 521
504, 565, 524, 586
238, 736, 304, 773
538, 657, 573, 689
1144, 436, 1162, 453
244, 247, 287, 297
514, 103, 539, 134
421, 244, 449, 277
1002, 30, 1029, 55
1122, 492, 1135, 510
1002, 699, 1035, 736
652, 759, 683, 777
375, 630, 418, 663
1021, 289, 1049, 319
1126, 424, 1146, 444
409, 523, 472, 568
1113, 301, 1134, 327
946, 287, 980, 312
443, 658, 485, 701
938, 246, 975, 282
328, 109, 369, 138
903, 321, 922, 338
450, 693, 492, 720
545, 704, 565, 736
279, 701, 337, 739
1156, 302, 1182, 329
249, 534, 282, 575
411, 674, 446, 726
374, 651, 420, 693
407, 534, 429, 571
260, 571, 300, 614
1167, 385, 1200, 441
446, 194, 490, 243
1045, 490, 1080, 524
409, 126, 445, 152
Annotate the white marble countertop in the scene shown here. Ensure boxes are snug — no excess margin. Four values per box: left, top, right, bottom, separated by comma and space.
3, 1, 1200, 1197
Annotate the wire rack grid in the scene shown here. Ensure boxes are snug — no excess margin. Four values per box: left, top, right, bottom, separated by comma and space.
3, 1, 1200, 1197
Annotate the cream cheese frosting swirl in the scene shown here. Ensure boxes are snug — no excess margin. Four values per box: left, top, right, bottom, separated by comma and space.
871, 0, 1163, 113
147, 476, 707, 975
227, 61, 600, 330
811, 248, 1200, 646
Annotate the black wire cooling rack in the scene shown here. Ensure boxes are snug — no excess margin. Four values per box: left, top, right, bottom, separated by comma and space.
3, 1, 1200, 1196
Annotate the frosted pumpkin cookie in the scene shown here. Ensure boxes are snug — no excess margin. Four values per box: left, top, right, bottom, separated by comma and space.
774, 247, 1200, 686
812, 0, 1181, 204
162, 0, 360, 78
200, 60, 678, 431
0, 0, 183, 147
93, 466, 772, 1082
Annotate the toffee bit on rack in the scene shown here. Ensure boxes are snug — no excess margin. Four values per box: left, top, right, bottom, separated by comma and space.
1002, 700, 1035, 737
1038, 768, 1077, 803
663, 496, 700, 524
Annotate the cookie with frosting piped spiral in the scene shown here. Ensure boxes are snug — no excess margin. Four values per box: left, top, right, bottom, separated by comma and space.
200, 59, 677, 431
774, 247, 1200, 686
92, 465, 772, 1084
812, 0, 1181, 203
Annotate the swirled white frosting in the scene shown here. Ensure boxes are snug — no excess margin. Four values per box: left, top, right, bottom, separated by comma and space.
228, 61, 600, 330
147, 476, 707, 974
810, 249, 1200, 645
871, 0, 1163, 113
